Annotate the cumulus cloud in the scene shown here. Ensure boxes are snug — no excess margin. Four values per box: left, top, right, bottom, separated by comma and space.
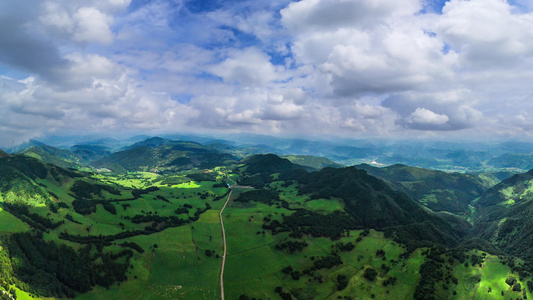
281, 0, 456, 97
211, 47, 284, 87
281, 0, 421, 33
383, 90, 482, 131
408, 108, 449, 126
38, 0, 124, 45
4, 0, 533, 146
72, 7, 114, 44
435, 0, 533, 68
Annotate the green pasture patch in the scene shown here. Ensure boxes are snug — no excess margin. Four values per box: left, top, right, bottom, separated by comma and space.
453, 258, 482, 299
498, 199, 515, 207
177, 181, 201, 188
191, 223, 222, 251
474, 256, 531, 300
304, 198, 344, 213
420, 193, 438, 204
197, 210, 220, 223
0, 208, 30, 233
77, 279, 148, 300
144, 247, 220, 299
224, 243, 296, 299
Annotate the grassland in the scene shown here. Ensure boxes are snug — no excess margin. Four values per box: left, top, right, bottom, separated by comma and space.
2, 166, 533, 300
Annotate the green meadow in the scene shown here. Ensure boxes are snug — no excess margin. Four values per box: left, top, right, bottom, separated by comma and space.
1, 166, 533, 300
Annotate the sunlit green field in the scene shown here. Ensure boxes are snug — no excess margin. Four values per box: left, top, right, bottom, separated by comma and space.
2, 170, 533, 300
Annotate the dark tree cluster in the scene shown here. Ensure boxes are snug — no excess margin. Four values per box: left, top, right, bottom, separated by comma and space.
502, 258, 533, 285
334, 241, 355, 252
174, 207, 189, 214
383, 276, 397, 287
213, 190, 231, 202
275, 240, 308, 253
65, 214, 81, 225
238, 175, 267, 188
312, 255, 342, 270
263, 210, 356, 240
60, 204, 210, 244
130, 213, 181, 224
156, 195, 170, 202
235, 189, 280, 204
414, 247, 459, 300
337, 275, 348, 291
131, 186, 160, 198
281, 265, 302, 280
274, 286, 293, 300
60, 228, 160, 244
212, 181, 228, 188
71, 180, 120, 199
5, 232, 130, 298
187, 173, 217, 182
2, 203, 63, 230
72, 199, 116, 215
119, 242, 145, 254
363, 268, 378, 282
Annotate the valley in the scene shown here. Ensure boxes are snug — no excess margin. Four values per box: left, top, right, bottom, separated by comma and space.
1, 137, 533, 299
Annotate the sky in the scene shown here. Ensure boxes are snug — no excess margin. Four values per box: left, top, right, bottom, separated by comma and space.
2, 0, 533, 147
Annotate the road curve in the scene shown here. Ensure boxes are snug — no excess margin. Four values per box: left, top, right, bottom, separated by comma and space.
0, 290, 15, 300
219, 189, 232, 300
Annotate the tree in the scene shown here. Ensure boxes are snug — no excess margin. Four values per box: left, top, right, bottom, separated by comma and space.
363, 268, 378, 282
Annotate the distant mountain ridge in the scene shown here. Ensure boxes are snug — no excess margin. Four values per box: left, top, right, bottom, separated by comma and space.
355, 163, 489, 215
238, 155, 471, 247
93, 138, 237, 172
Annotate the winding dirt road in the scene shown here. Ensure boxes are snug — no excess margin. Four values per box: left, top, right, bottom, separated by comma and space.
219, 189, 232, 300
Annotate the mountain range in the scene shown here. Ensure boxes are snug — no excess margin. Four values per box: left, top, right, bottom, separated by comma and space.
1, 137, 533, 299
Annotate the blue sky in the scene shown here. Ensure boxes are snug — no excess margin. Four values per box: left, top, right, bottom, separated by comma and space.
1, 0, 533, 147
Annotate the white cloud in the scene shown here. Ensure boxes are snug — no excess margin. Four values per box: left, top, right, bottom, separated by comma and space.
408, 108, 449, 125
281, 0, 421, 33
6, 0, 533, 146
282, 0, 456, 97
38, 1, 123, 45
72, 7, 114, 44
211, 47, 284, 87
435, 0, 533, 68
383, 90, 482, 131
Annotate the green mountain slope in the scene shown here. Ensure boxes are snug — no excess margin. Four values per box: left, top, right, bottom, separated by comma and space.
356, 164, 489, 214
282, 166, 470, 247
283, 155, 343, 170
70, 144, 112, 161
1, 149, 533, 300
473, 170, 533, 258
242, 154, 311, 174
487, 153, 533, 171
236, 155, 470, 247
93, 138, 237, 172
20, 145, 86, 169
0, 155, 80, 208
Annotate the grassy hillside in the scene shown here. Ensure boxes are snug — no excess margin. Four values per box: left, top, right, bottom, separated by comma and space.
283, 155, 343, 170
1, 151, 533, 299
93, 138, 237, 173
20, 145, 87, 169
356, 164, 489, 215
473, 170, 533, 258
70, 144, 112, 162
